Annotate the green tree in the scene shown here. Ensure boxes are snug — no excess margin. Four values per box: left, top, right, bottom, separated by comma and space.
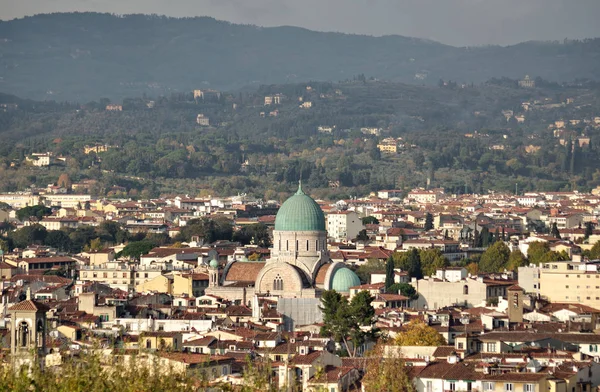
589, 241, 600, 259
362, 216, 379, 225
506, 249, 527, 271
16, 205, 52, 222
362, 345, 416, 392
387, 283, 418, 299
394, 319, 446, 346
399, 249, 422, 279
9, 224, 47, 249
527, 241, 551, 265
120, 241, 155, 260
419, 248, 449, 276
384, 256, 394, 290
232, 223, 271, 247
424, 212, 434, 231
479, 241, 510, 273
319, 290, 375, 357
355, 258, 386, 284
44, 230, 73, 252
585, 222, 595, 240
355, 229, 369, 242
480, 226, 491, 247
551, 222, 561, 239
0, 239, 8, 253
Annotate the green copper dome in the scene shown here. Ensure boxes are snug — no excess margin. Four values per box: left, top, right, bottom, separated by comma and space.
274, 183, 326, 232
209, 258, 219, 269
330, 268, 361, 293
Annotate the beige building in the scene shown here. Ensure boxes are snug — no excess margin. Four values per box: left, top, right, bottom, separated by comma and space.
79, 262, 136, 292
44, 194, 92, 209
539, 259, 600, 308
407, 189, 445, 204
411, 271, 515, 309
78, 292, 118, 322
377, 143, 397, 154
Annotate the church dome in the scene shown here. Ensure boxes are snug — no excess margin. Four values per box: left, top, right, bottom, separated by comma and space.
209, 258, 219, 269
274, 183, 325, 232
330, 267, 361, 293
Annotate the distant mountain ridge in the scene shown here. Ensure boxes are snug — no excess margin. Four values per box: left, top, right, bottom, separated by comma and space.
0, 12, 599, 101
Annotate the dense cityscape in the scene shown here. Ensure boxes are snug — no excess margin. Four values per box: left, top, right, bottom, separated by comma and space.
1, 6, 600, 392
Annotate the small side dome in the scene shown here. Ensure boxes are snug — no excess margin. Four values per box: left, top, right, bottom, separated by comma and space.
209, 258, 219, 269
330, 267, 361, 293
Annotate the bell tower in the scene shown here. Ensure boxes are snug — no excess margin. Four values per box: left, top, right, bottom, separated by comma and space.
208, 257, 220, 288
507, 284, 524, 323
8, 289, 49, 369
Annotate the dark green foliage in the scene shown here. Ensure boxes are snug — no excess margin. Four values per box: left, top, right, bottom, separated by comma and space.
481, 227, 491, 247
177, 217, 233, 243
585, 222, 595, 239
8, 224, 47, 249
355, 229, 369, 242
355, 259, 386, 284
551, 222, 561, 239
384, 256, 394, 290
16, 205, 51, 222
424, 213, 434, 231
361, 216, 379, 225
479, 241, 511, 273
387, 283, 418, 299
319, 289, 375, 357
119, 241, 155, 260
44, 230, 73, 252
232, 223, 271, 248
404, 249, 423, 279
3, 13, 600, 101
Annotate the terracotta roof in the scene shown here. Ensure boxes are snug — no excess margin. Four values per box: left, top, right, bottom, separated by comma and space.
290, 351, 322, 366
432, 346, 456, 358
314, 264, 329, 285
482, 373, 547, 382
18, 257, 75, 264
158, 352, 233, 365
183, 337, 216, 347
8, 299, 50, 312
224, 261, 265, 282
308, 365, 355, 384
540, 302, 600, 314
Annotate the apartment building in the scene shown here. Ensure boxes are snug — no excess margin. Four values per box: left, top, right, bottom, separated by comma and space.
539, 258, 600, 308
326, 211, 364, 242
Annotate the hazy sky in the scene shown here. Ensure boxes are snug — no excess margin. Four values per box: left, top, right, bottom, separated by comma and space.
2, 0, 600, 46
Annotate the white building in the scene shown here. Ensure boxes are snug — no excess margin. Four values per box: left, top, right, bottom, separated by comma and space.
326, 211, 364, 242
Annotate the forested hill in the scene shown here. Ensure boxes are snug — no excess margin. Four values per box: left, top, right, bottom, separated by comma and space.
0, 13, 599, 101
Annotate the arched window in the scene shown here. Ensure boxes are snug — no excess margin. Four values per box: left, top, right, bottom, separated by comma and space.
273, 275, 283, 291
306, 240, 309, 251
286, 240, 289, 251
19, 321, 29, 347
315, 240, 318, 250
146, 339, 152, 349
463, 285, 469, 295
296, 240, 299, 250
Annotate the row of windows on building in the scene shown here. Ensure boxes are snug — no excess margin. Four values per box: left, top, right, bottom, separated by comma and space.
428, 382, 536, 392
81, 272, 150, 279
278, 239, 326, 252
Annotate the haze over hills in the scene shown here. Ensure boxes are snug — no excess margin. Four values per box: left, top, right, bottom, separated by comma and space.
0, 12, 599, 101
